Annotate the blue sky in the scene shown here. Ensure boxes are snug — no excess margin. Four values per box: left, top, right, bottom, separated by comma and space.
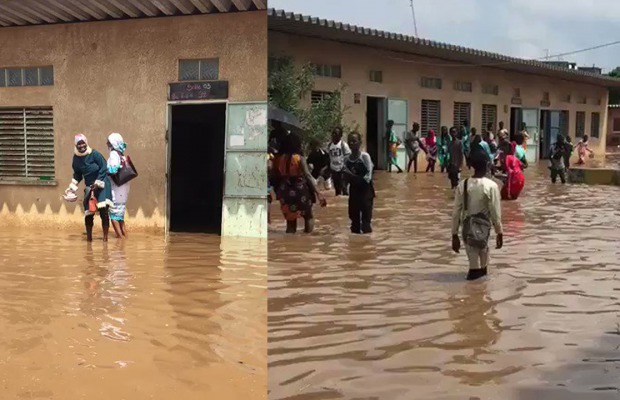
269, 0, 620, 73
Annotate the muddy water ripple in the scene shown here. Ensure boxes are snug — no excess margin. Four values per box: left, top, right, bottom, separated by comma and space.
269, 165, 620, 400
0, 232, 266, 400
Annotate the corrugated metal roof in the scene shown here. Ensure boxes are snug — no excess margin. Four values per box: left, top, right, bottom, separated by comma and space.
268, 9, 620, 88
0, 0, 266, 27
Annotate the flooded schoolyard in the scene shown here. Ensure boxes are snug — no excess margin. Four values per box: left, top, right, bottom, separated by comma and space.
0, 231, 266, 399
268, 165, 620, 400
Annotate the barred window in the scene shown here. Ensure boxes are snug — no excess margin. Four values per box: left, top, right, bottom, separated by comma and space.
421, 77, 442, 89
310, 91, 333, 105
575, 111, 585, 137
482, 84, 499, 95
0, 107, 55, 180
561, 93, 571, 103
369, 70, 383, 83
453, 102, 471, 128
311, 63, 341, 78
481, 104, 497, 132
591, 112, 600, 138
421, 99, 440, 136
577, 96, 587, 104
543, 92, 550, 101
179, 59, 219, 81
454, 81, 472, 92
0, 66, 54, 87
513, 88, 521, 97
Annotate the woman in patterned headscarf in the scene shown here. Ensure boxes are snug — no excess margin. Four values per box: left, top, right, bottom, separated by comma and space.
106, 133, 131, 238
64, 134, 113, 241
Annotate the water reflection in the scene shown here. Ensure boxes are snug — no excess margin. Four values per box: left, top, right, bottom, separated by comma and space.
269, 165, 620, 399
0, 231, 266, 399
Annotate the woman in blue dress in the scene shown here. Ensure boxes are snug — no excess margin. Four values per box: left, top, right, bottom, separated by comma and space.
65, 134, 113, 241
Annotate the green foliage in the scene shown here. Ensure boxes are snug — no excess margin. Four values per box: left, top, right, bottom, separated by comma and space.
268, 56, 353, 149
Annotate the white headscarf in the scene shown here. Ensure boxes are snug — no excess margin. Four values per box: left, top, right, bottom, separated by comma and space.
108, 133, 126, 153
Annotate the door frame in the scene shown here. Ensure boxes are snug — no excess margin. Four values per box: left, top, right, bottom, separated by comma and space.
365, 94, 388, 169
387, 97, 409, 172
521, 107, 540, 164
165, 99, 229, 238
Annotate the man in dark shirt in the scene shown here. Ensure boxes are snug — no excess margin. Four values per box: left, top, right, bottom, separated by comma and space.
307, 139, 331, 187
448, 127, 464, 189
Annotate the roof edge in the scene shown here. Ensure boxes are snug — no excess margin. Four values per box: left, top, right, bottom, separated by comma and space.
268, 8, 620, 87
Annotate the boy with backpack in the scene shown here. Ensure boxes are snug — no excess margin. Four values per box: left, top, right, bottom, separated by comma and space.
451, 148, 504, 281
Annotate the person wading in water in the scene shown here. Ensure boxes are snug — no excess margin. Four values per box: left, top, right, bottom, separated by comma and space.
405, 122, 426, 173
386, 120, 404, 173
451, 148, 503, 281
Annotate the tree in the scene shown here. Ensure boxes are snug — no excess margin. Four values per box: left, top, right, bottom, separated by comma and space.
268, 57, 353, 147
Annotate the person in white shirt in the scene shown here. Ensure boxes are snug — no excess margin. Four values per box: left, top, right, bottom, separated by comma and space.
328, 127, 351, 196
451, 148, 504, 280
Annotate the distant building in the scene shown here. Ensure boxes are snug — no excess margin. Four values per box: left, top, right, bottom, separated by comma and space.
542, 61, 578, 70
0, 1, 268, 238
269, 9, 620, 170
578, 66, 603, 75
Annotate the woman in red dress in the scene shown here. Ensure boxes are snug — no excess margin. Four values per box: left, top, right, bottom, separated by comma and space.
500, 142, 525, 200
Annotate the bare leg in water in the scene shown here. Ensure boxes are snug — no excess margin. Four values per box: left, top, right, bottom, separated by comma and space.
111, 220, 123, 239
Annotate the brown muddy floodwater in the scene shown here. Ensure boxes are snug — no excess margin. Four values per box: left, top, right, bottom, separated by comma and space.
0, 231, 266, 400
269, 164, 620, 400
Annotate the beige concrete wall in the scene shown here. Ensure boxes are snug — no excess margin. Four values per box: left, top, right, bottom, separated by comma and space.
269, 31, 610, 156
0, 12, 267, 230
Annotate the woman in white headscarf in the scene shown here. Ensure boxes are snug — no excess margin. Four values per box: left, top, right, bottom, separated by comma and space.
106, 133, 130, 238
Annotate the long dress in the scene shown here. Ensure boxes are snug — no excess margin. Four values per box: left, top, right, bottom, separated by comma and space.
437, 134, 450, 169
71, 149, 113, 215
274, 154, 314, 221
107, 149, 131, 222
501, 154, 525, 200
388, 129, 399, 166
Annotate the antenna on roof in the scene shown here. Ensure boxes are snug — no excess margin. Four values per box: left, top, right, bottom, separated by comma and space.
409, 0, 419, 37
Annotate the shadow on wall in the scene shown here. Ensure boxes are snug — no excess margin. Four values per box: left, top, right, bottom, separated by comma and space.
514, 333, 620, 399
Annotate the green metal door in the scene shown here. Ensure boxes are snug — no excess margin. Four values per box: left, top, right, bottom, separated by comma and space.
387, 99, 408, 171
222, 102, 268, 238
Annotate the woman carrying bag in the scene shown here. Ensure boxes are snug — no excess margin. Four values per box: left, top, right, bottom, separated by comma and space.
106, 133, 138, 239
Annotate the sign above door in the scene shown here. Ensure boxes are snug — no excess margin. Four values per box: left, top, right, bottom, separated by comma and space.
168, 81, 229, 101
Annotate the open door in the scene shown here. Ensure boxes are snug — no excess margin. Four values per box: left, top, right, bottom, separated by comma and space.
522, 108, 540, 164
222, 102, 268, 238
387, 98, 408, 171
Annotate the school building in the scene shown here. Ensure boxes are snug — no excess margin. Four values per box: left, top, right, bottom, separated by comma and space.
268, 9, 620, 170
0, 0, 268, 238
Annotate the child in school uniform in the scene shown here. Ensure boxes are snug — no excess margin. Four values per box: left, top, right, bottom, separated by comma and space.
343, 132, 375, 234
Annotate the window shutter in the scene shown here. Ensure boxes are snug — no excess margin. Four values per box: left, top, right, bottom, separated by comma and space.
25, 107, 55, 178
0, 108, 26, 177
453, 102, 471, 128
481, 104, 497, 132
421, 100, 440, 135
0, 107, 54, 179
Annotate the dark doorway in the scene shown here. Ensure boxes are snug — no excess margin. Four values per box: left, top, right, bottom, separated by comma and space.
540, 110, 549, 159
169, 104, 226, 234
510, 107, 522, 142
366, 96, 386, 169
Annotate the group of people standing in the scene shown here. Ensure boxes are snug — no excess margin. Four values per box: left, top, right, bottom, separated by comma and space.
400, 120, 528, 199
268, 126, 375, 235
63, 133, 133, 241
